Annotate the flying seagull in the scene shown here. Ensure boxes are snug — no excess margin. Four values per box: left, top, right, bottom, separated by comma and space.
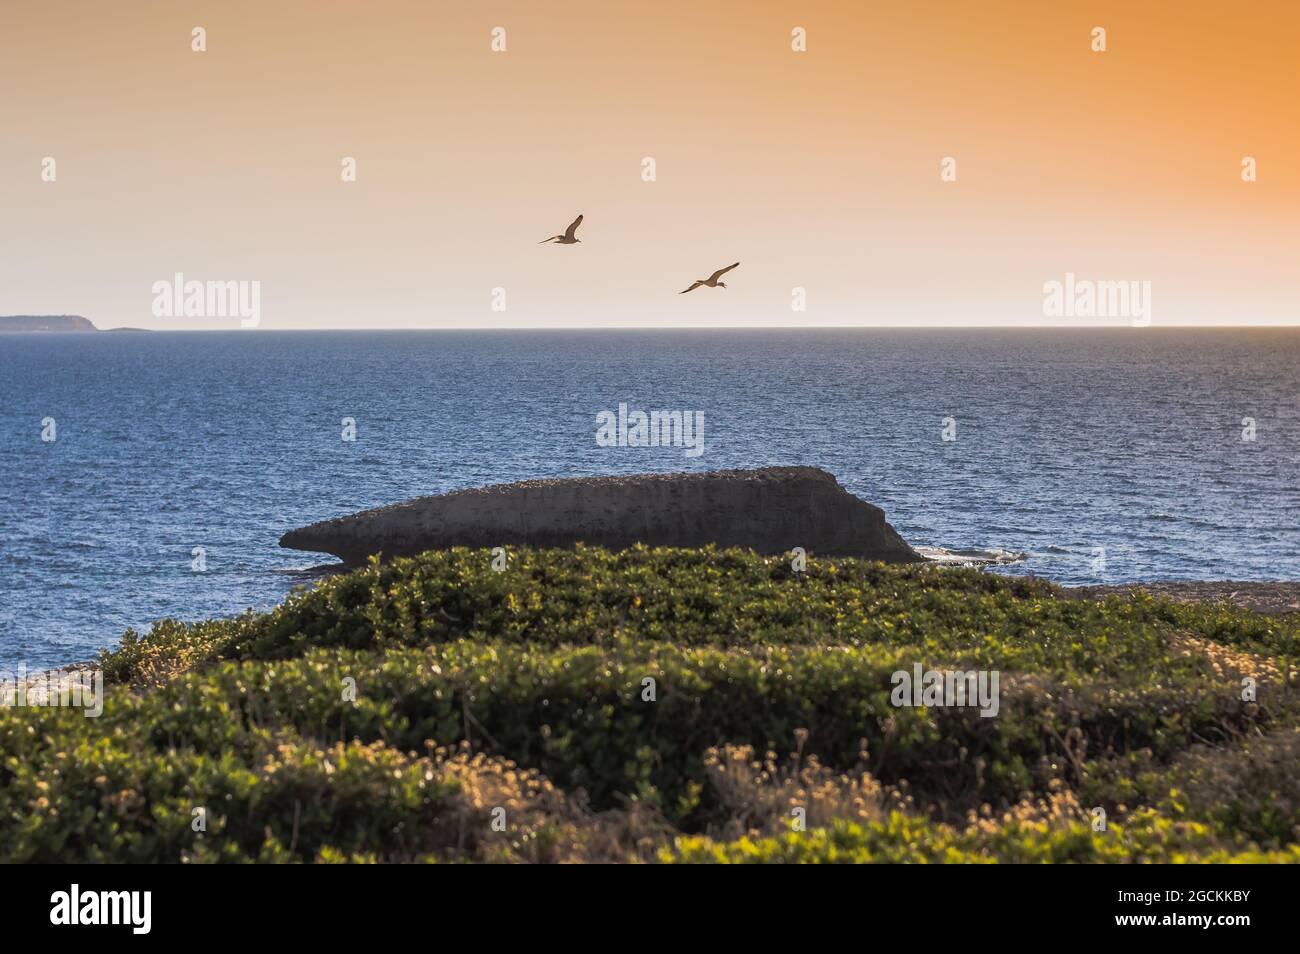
679, 262, 739, 294
539, 214, 584, 244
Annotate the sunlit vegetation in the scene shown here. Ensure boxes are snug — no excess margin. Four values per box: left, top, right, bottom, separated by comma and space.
3, 547, 1296, 862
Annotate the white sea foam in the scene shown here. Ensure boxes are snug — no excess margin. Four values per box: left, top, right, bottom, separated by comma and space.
915, 546, 1027, 567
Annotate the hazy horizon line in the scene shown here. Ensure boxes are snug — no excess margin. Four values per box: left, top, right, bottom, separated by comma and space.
74, 322, 1300, 332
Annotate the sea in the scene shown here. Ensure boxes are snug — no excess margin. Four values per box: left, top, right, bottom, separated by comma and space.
2, 329, 1297, 667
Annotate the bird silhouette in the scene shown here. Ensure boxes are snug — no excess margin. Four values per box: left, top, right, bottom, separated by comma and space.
680, 262, 739, 294
539, 214, 584, 244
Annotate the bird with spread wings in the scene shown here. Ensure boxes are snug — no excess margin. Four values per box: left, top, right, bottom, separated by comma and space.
538, 214, 584, 244
679, 262, 740, 293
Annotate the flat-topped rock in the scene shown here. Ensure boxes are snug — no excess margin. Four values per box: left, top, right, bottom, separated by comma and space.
280, 466, 922, 565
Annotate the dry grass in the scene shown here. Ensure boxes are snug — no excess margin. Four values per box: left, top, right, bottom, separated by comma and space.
1169, 631, 1280, 683
698, 733, 917, 841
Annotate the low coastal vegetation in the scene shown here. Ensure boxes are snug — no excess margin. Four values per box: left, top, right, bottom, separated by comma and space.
3, 546, 1298, 862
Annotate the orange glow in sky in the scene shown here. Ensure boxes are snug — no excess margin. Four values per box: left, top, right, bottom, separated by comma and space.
2, 0, 1296, 328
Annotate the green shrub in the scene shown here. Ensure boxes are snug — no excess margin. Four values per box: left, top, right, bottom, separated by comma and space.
663, 813, 1300, 864
0, 707, 461, 862
5, 546, 1293, 862
103, 547, 1278, 686
32, 639, 1276, 828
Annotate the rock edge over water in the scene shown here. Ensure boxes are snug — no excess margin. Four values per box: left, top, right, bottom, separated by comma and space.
280, 466, 922, 565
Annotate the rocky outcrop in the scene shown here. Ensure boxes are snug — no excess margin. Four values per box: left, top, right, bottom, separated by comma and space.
0, 315, 97, 333
280, 467, 922, 565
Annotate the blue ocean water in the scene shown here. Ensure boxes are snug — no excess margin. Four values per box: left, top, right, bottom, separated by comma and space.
2, 329, 1298, 667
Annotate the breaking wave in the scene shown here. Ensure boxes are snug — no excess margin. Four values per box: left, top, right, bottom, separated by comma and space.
914, 546, 1028, 567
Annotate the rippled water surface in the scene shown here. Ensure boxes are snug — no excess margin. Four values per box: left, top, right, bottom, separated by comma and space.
2, 329, 1298, 666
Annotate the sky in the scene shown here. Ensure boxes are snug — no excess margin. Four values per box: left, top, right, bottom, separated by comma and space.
1, 0, 1296, 329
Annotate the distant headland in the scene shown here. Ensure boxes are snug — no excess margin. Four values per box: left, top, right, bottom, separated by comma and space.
0, 315, 97, 333
0, 315, 146, 333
